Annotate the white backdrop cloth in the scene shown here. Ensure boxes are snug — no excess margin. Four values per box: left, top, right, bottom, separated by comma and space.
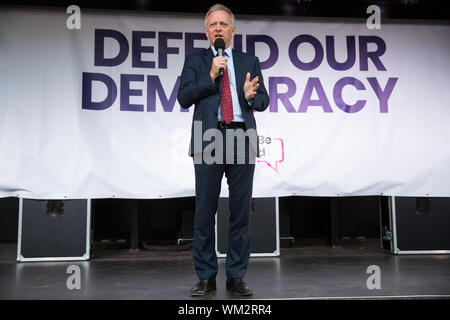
0, 8, 449, 199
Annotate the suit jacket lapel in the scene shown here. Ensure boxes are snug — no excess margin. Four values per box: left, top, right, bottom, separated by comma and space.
203, 47, 214, 68
203, 47, 219, 88
232, 49, 245, 99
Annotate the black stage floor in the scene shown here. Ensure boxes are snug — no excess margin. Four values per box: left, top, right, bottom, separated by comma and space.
0, 239, 449, 300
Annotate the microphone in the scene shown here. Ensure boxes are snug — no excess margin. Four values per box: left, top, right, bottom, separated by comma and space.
214, 38, 226, 78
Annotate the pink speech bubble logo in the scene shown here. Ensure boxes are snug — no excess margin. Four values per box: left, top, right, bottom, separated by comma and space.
257, 137, 285, 172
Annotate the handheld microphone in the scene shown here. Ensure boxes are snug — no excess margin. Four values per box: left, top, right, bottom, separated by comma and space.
214, 38, 226, 78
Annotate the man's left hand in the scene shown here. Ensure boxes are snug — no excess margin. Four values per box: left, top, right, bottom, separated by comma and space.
244, 72, 259, 102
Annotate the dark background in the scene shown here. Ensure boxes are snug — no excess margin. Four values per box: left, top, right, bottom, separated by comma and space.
0, 196, 380, 243
0, 0, 449, 20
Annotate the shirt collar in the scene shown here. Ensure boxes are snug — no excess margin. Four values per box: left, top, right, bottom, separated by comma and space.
210, 45, 233, 59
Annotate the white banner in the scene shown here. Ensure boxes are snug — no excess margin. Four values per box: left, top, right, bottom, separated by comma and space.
0, 8, 449, 199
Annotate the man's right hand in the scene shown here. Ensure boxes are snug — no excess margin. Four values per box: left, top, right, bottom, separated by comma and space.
210, 56, 228, 81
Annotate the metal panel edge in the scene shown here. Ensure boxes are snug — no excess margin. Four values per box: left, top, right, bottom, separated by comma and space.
391, 196, 399, 254
394, 250, 450, 255
215, 213, 219, 257
17, 256, 89, 262
274, 197, 280, 257
218, 252, 280, 258
249, 252, 279, 257
16, 198, 23, 262
85, 199, 91, 260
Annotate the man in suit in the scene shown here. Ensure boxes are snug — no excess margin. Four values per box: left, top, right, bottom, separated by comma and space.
177, 3, 269, 296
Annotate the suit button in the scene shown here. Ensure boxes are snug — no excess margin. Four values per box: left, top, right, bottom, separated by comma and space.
217, 96, 220, 100
214, 112, 218, 116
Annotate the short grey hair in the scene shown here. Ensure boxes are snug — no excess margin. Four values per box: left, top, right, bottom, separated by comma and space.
204, 3, 235, 27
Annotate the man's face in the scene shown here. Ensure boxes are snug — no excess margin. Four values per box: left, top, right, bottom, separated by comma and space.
205, 10, 236, 49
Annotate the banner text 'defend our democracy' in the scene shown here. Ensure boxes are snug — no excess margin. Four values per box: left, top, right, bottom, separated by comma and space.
82, 29, 398, 113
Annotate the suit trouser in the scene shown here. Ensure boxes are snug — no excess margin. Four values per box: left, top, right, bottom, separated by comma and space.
192, 127, 255, 280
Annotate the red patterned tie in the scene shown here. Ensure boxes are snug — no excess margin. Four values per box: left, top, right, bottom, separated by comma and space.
221, 67, 234, 124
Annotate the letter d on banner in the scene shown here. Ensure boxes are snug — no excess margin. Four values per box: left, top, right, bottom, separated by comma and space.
82, 72, 117, 110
